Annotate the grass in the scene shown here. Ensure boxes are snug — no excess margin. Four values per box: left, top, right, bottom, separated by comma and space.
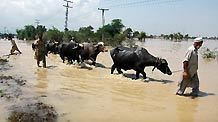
0, 89, 4, 97
201, 47, 217, 59
0, 57, 8, 64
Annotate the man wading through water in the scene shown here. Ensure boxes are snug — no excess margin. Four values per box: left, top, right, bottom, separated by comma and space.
32, 32, 47, 68
176, 37, 203, 97
8, 34, 22, 55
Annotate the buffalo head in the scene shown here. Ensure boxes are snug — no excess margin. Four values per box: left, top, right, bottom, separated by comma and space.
72, 43, 83, 50
155, 58, 172, 75
96, 42, 108, 52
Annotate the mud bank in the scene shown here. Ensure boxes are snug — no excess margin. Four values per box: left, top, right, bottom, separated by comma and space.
8, 102, 57, 122
0, 57, 57, 122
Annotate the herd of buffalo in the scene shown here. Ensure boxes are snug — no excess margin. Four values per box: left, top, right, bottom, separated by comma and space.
35, 41, 172, 80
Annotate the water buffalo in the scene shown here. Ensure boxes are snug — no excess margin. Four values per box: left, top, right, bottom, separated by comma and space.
32, 41, 59, 55
80, 42, 106, 65
110, 46, 172, 79
59, 41, 82, 64
46, 41, 59, 54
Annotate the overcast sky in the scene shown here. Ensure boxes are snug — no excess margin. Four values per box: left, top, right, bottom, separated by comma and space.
0, 0, 218, 37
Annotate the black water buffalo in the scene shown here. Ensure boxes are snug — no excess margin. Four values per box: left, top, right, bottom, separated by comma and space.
59, 41, 82, 64
46, 41, 59, 54
110, 46, 172, 79
32, 41, 59, 55
80, 42, 106, 65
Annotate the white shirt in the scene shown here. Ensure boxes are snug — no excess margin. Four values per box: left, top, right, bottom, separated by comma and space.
183, 45, 198, 77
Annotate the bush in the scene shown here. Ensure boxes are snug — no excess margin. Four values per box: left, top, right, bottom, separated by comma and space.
201, 47, 217, 59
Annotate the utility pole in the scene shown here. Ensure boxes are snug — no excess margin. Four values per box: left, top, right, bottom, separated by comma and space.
98, 8, 109, 26
4, 27, 7, 34
98, 8, 109, 42
35, 19, 40, 27
63, 0, 73, 31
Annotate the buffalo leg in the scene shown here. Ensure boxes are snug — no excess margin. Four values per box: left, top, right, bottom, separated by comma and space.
111, 64, 116, 74
135, 67, 147, 79
117, 68, 123, 74
141, 71, 147, 79
76, 55, 81, 63
90, 57, 96, 66
135, 71, 140, 79
67, 58, 70, 64
81, 57, 85, 64
70, 58, 73, 64
67, 57, 73, 64
60, 55, 65, 63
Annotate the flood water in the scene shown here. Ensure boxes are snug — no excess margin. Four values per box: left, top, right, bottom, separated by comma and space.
0, 39, 218, 122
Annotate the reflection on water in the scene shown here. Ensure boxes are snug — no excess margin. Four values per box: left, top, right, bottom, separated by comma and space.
0, 39, 218, 122
176, 97, 199, 122
170, 42, 183, 52
35, 68, 48, 90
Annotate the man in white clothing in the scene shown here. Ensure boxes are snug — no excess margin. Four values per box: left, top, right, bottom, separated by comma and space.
176, 37, 203, 97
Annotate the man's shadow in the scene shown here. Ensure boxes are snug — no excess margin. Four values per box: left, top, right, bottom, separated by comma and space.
122, 73, 174, 84
46, 65, 57, 69
182, 91, 215, 98
198, 91, 215, 97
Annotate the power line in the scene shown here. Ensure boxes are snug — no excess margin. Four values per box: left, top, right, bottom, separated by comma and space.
101, 0, 184, 8
104, 0, 159, 7
101, 0, 159, 8
63, 0, 73, 31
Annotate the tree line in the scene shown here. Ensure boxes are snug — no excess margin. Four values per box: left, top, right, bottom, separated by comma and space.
15, 19, 149, 46
160, 32, 189, 41
2, 18, 203, 46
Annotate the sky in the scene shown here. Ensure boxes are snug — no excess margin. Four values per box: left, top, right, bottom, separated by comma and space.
0, 0, 218, 37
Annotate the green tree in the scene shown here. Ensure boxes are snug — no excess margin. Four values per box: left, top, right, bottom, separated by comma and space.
184, 34, 189, 40
96, 26, 113, 43
102, 24, 115, 37
96, 19, 125, 46
36, 25, 47, 35
113, 33, 125, 46
140, 32, 147, 41
177, 32, 183, 40
16, 19, 129, 46
76, 26, 95, 42
16, 29, 26, 40
133, 31, 140, 39
111, 19, 124, 36
123, 28, 133, 39
63, 30, 77, 42
16, 25, 36, 40
24, 25, 36, 40
43, 27, 63, 42
169, 34, 174, 40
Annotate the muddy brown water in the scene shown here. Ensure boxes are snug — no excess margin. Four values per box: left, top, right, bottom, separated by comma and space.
0, 39, 218, 122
